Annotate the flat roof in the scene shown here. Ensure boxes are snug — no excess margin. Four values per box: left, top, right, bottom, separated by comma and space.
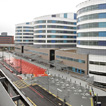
0, 82, 15, 106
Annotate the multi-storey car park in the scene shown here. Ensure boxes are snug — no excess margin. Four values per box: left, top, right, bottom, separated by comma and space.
15, 22, 34, 45
77, 0, 106, 86
15, 13, 77, 48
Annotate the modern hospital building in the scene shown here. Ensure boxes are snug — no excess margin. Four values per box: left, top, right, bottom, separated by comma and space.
15, 0, 106, 86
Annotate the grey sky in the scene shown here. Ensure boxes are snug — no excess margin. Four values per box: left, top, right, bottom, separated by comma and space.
0, 0, 85, 35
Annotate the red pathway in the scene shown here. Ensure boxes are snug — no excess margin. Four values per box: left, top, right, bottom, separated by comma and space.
5, 58, 48, 77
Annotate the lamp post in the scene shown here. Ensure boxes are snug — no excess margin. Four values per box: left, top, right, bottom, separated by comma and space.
57, 88, 62, 98
48, 70, 50, 92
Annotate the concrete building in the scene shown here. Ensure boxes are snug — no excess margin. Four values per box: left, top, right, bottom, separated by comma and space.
33, 13, 77, 48
0, 32, 14, 50
15, 45, 88, 76
15, 13, 77, 48
77, 0, 106, 85
55, 49, 88, 75
15, 22, 33, 45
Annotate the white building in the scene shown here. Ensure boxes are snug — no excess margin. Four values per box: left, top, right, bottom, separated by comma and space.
77, 0, 106, 85
15, 22, 33, 45
15, 13, 77, 48
33, 13, 77, 48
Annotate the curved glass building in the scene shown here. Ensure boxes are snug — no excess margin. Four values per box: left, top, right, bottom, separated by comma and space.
77, 0, 106, 85
33, 13, 77, 48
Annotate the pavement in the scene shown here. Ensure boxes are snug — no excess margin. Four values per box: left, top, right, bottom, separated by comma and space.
1, 51, 106, 106
0, 63, 57, 106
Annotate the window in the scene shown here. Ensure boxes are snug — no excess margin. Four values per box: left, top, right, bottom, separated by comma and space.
52, 15, 56, 17
64, 13, 67, 18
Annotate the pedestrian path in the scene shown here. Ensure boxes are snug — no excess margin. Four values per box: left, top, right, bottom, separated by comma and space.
13, 80, 30, 89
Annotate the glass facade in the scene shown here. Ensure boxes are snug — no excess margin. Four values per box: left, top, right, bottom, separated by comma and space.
64, 13, 67, 18
34, 40, 46, 43
35, 25, 46, 28
47, 35, 76, 38
47, 40, 76, 43
78, 22, 106, 29
23, 30, 33, 32
78, 13, 106, 22
16, 33, 22, 35
35, 30, 46, 33
23, 26, 33, 29
47, 30, 76, 34
47, 25, 76, 29
89, 61, 106, 66
77, 3, 106, 15
23, 33, 33, 35
67, 66, 85, 74
56, 55, 85, 63
78, 32, 106, 37
78, 41, 106, 46
34, 20, 46, 24
34, 35, 46, 38
23, 36, 33, 38
47, 20, 76, 25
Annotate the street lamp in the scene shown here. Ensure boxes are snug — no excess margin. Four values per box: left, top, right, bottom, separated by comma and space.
57, 88, 62, 98
48, 72, 51, 92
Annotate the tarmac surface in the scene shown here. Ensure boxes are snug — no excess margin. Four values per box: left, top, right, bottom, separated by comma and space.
1, 52, 106, 106
0, 63, 64, 106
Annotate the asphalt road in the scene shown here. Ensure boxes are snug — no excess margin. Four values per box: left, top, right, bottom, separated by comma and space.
0, 63, 55, 106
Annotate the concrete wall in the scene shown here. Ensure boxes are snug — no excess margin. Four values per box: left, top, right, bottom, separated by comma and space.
55, 50, 88, 75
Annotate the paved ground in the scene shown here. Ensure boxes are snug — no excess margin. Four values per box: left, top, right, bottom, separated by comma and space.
0, 63, 57, 106
1, 52, 106, 106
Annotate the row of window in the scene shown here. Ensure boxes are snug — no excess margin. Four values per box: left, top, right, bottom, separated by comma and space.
34, 25, 76, 29
56, 55, 85, 63
47, 25, 76, 29
34, 40, 76, 43
78, 32, 106, 37
28, 50, 48, 56
67, 67, 85, 74
34, 20, 46, 24
78, 22, 106, 29
47, 35, 76, 38
89, 61, 106, 66
47, 40, 76, 43
34, 20, 76, 25
77, 3, 106, 15
34, 35, 46, 38
78, 41, 106, 46
16, 26, 33, 29
34, 35, 76, 38
89, 71, 106, 76
47, 20, 76, 25
47, 30, 76, 34
34, 40, 45, 43
78, 13, 106, 22
15, 36, 22, 38
15, 40, 33, 42
16, 36, 33, 39
23, 37, 33, 38
16, 33, 33, 35
35, 30, 76, 34
16, 30, 33, 32
51, 13, 69, 18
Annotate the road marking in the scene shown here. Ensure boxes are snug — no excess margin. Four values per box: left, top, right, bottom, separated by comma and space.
13, 80, 30, 89
37, 84, 72, 106
27, 97, 37, 106
90, 98, 94, 106
29, 86, 44, 98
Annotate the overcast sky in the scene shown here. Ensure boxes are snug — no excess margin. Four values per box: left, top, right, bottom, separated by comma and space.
0, 0, 85, 35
